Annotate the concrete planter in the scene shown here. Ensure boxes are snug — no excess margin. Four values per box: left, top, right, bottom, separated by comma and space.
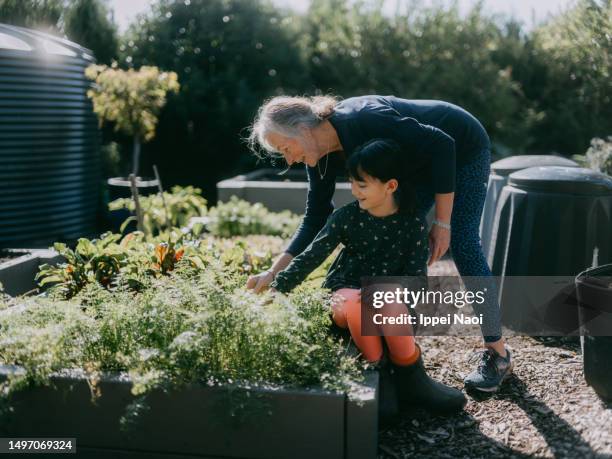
0, 249, 62, 296
0, 365, 378, 459
217, 169, 353, 213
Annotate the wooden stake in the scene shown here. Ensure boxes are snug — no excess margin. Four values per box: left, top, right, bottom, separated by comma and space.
153, 164, 171, 231
129, 173, 144, 232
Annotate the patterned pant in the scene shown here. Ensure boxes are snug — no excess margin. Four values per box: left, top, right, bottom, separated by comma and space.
415, 148, 502, 342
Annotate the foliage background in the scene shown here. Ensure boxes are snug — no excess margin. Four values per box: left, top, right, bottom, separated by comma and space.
1, 0, 611, 203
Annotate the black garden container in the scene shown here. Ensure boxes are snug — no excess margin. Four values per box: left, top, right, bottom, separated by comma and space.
576, 264, 612, 402
493, 167, 612, 335
105, 177, 159, 233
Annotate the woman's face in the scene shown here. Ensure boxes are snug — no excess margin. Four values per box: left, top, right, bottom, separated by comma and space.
350, 172, 397, 211
265, 130, 320, 167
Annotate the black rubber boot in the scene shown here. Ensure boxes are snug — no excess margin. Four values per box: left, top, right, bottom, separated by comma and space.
392, 346, 467, 415
376, 356, 400, 427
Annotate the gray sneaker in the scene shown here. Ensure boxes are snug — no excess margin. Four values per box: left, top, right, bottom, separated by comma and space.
464, 348, 513, 392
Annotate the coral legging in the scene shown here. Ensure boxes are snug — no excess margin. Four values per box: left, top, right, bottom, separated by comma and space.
331, 288, 418, 366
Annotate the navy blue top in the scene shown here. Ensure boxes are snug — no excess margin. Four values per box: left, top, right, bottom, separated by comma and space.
286, 95, 490, 256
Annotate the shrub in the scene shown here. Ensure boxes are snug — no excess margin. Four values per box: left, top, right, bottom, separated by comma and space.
109, 185, 208, 236
123, 0, 307, 194
201, 196, 301, 238
0, 258, 364, 427
285, 0, 531, 152
528, 0, 612, 155
110, 188, 300, 240
36, 231, 285, 300
577, 137, 612, 176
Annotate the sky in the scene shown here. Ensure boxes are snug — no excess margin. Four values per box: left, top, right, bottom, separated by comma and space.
109, 0, 575, 33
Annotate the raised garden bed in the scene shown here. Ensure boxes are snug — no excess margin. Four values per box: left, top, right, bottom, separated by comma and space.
0, 232, 379, 459
0, 249, 62, 296
217, 168, 353, 213
0, 365, 378, 459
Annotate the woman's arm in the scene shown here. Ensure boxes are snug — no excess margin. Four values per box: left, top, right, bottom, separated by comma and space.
285, 164, 337, 256
247, 164, 338, 293
246, 252, 294, 293
429, 192, 454, 265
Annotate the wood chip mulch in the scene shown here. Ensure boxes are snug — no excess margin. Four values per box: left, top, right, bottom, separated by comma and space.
377, 260, 612, 459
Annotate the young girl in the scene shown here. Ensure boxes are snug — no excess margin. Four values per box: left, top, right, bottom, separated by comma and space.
267, 139, 466, 414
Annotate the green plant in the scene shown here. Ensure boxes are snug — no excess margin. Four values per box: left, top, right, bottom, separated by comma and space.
0, 0, 64, 32
64, 0, 119, 65
85, 64, 180, 176
36, 232, 286, 300
1, 259, 364, 428
101, 141, 122, 178
109, 185, 207, 236
203, 197, 300, 238
585, 137, 612, 176
529, 0, 612, 154
36, 232, 129, 299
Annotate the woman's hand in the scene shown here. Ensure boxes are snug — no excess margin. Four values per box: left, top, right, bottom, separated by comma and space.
246, 270, 275, 294
428, 223, 450, 266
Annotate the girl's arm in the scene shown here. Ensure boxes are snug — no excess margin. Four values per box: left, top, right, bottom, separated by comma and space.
271, 209, 347, 293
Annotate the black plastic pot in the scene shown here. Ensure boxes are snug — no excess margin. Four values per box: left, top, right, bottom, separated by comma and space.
576, 264, 612, 402
106, 177, 159, 233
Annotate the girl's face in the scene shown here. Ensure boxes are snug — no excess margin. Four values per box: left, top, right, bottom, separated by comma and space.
350, 171, 398, 212
264, 130, 320, 167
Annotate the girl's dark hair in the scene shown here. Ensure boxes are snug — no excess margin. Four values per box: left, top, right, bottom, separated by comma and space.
347, 139, 415, 214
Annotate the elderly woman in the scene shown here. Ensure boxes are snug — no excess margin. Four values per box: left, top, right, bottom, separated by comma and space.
246, 95, 513, 393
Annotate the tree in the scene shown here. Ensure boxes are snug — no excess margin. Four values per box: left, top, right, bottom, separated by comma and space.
529, 0, 612, 154
123, 0, 307, 197
85, 64, 180, 177
64, 0, 119, 64
0, 0, 64, 32
302, 0, 527, 151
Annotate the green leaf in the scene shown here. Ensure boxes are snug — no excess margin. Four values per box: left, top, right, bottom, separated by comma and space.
38, 275, 64, 286
120, 216, 138, 234
76, 238, 97, 258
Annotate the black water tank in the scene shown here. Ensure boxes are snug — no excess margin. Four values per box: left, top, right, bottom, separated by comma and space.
0, 24, 100, 248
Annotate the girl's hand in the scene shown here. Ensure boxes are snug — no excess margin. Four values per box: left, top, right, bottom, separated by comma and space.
428, 223, 450, 266
246, 270, 275, 294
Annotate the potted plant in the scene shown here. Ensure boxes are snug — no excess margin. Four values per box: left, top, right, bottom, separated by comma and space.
85, 64, 180, 230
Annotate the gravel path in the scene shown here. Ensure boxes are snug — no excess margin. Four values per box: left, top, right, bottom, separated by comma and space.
378, 260, 612, 459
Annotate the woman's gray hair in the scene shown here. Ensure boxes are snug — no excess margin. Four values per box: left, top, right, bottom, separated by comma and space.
247, 95, 339, 157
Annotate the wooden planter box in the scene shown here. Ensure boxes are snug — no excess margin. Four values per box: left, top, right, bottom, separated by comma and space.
217, 169, 353, 213
0, 249, 62, 296
0, 365, 378, 459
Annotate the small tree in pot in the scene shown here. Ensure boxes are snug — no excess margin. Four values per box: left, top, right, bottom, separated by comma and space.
85, 64, 180, 178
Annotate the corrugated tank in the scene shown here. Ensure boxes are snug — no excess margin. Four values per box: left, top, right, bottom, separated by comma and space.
0, 23, 100, 248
